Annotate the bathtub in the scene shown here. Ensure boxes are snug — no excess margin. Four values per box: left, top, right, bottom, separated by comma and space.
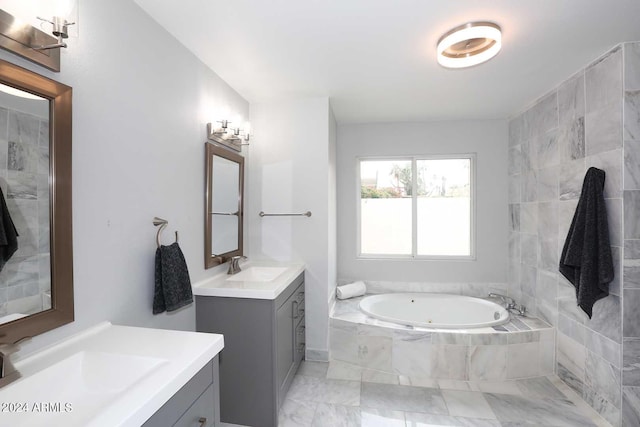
331, 294, 554, 382
359, 293, 509, 328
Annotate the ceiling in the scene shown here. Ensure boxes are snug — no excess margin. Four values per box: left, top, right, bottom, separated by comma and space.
134, 0, 640, 124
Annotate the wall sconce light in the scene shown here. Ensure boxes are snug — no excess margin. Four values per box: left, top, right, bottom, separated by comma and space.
34, 16, 75, 50
209, 120, 229, 137
206, 120, 251, 152
0, 0, 77, 71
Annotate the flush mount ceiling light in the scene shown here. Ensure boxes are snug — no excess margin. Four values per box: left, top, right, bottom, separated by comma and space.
437, 21, 502, 68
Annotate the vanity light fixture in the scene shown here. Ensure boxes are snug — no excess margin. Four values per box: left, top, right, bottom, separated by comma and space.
209, 120, 229, 137
437, 21, 502, 68
34, 16, 75, 50
206, 120, 251, 152
228, 126, 242, 141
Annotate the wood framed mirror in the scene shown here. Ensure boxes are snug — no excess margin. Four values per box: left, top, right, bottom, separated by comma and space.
0, 59, 73, 344
205, 143, 244, 268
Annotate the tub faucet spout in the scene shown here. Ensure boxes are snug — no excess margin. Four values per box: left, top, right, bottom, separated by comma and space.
488, 293, 527, 316
488, 293, 516, 309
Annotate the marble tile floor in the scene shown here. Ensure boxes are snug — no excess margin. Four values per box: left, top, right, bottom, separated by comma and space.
275, 361, 613, 427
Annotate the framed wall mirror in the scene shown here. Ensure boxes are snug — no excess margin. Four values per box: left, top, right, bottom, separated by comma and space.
205, 143, 244, 269
0, 59, 73, 343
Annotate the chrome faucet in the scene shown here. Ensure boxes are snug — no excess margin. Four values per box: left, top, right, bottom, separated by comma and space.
227, 255, 247, 275
0, 336, 30, 388
488, 293, 527, 316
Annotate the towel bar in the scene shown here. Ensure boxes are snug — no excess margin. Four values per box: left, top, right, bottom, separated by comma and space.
259, 211, 312, 217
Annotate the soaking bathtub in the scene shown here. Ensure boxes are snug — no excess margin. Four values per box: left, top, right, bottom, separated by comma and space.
330, 293, 554, 382
359, 293, 510, 328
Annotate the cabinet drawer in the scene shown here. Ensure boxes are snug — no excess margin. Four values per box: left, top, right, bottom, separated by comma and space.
143, 359, 215, 427
292, 286, 305, 327
174, 384, 215, 427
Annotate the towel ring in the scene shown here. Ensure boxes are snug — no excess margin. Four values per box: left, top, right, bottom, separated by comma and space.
153, 217, 178, 248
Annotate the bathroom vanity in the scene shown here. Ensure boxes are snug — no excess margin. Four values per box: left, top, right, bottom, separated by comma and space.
0, 322, 224, 427
193, 264, 305, 427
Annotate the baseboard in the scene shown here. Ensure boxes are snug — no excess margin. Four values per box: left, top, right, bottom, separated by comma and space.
305, 348, 329, 362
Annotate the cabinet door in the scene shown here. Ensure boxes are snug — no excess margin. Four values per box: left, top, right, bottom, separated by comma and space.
295, 318, 305, 365
275, 296, 295, 402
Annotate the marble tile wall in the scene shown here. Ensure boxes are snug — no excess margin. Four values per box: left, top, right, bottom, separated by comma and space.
622, 41, 640, 427
0, 106, 50, 318
508, 44, 629, 426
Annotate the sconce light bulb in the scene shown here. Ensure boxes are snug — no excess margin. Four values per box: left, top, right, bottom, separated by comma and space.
52, 0, 75, 18
217, 119, 228, 131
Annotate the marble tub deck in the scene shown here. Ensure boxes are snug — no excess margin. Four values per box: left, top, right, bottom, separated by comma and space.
330, 296, 555, 382
278, 360, 612, 427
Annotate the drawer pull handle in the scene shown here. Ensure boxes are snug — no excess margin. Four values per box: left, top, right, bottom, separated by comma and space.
292, 301, 299, 319
297, 343, 305, 354
198, 417, 207, 426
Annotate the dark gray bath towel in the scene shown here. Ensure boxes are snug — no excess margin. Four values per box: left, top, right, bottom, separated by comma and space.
153, 242, 193, 314
559, 167, 613, 318
0, 187, 19, 273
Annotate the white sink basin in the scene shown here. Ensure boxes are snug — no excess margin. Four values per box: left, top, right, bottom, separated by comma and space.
3, 351, 166, 426
226, 266, 287, 282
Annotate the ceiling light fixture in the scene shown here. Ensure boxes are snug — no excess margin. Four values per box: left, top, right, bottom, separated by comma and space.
437, 21, 502, 68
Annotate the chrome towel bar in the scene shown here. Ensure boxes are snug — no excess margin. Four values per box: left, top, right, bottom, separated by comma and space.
259, 211, 312, 217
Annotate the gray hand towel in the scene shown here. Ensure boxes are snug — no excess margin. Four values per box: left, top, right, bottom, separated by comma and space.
153, 242, 193, 314
559, 167, 614, 318
0, 187, 19, 273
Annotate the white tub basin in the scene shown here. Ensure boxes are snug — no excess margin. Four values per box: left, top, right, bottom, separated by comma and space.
3, 351, 166, 426
226, 266, 287, 282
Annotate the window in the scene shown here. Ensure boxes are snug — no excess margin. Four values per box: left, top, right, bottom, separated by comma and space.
358, 156, 474, 258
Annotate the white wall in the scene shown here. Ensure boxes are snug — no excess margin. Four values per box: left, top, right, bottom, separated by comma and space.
337, 120, 509, 283
247, 97, 335, 360
1, 0, 249, 357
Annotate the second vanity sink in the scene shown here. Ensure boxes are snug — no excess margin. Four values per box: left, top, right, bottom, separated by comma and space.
6, 351, 166, 425
226, 266, 287, 282
0, 322, 224, 426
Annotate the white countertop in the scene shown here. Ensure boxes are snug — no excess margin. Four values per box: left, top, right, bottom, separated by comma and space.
0, 322, 224, 427
192, 262, 305, 299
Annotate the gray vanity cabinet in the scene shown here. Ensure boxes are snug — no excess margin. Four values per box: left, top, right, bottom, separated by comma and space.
143, 357, 220, 427
195, 272, 305, 427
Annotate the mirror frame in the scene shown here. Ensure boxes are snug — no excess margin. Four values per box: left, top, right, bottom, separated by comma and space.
0, 59, 73, 343
204, 142, 244, 268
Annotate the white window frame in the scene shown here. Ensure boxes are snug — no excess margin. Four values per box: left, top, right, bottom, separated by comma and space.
356, 154, 476, 261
